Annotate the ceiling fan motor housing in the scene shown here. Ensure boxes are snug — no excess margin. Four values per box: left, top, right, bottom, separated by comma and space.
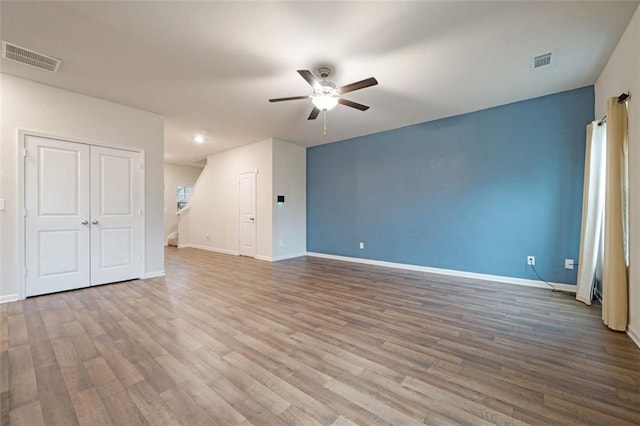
315, 81, 338, 97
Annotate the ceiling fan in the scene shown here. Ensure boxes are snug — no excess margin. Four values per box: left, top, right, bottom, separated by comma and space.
269, 67, 378, 121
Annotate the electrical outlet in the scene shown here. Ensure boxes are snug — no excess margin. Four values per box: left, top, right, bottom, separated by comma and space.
565, 258, 574, 270
359, 242, 364, 250
205, 233, 210, 240
527, 256, 535, 266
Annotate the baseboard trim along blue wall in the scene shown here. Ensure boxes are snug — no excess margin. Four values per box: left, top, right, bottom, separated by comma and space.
307, 86, 594, 284
306, 252, 578, 293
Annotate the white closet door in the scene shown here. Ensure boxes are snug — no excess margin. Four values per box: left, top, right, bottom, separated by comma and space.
25, 136, 91, 296
90, 146, 143, 285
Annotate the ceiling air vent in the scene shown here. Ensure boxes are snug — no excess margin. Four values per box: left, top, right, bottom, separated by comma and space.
531, 51, 554, 71
2, 41, 61, 72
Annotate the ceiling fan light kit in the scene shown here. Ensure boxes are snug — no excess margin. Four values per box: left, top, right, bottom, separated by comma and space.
311, 92, 338, 111
269, 66, 378, 134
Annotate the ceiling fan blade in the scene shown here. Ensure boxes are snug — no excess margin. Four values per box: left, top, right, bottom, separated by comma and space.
338, 77, 378, 94
297, 70, 320, 88
269, 95, 310, 102
338, 98, 370, 111
308, 107, 320, 120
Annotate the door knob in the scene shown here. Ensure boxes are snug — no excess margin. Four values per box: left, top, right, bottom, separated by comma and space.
250, 217, 254, 221
81, 220, 88, 225
91, 220, 99, 225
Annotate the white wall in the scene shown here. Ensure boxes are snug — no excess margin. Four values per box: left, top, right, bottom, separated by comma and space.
187, 139, 273, 258
272, 139, 306, 260
595, 5, 640, 346
0, 74, 165, 300
185, 138, 307, 262
164, 163, 203, 242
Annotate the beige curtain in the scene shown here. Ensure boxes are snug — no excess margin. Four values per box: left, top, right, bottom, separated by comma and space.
602, 97, 629, 331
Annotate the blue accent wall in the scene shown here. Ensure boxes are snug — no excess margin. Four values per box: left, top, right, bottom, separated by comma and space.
307, 86, 594, 284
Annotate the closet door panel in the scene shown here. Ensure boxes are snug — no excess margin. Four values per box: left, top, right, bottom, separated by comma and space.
90, 146, 143, 285
25, 136, 91, 296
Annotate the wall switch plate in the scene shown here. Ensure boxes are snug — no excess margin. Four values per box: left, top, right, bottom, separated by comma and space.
565, 258, 574, 269
527, 256, 535, 266
359, 242, 364, 250
0, 199, 5, 211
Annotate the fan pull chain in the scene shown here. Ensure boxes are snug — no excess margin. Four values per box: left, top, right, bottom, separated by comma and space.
323, 110, 328, 136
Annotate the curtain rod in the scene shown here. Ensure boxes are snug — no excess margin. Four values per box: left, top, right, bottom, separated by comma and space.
598, 92, 631, 126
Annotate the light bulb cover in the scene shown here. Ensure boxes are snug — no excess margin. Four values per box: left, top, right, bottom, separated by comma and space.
194, 134, 204, 144
311, 95, 338, 111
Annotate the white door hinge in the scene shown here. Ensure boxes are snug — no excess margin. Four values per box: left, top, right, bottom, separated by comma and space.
23, 208, 27, 217
23, 148, 27, 157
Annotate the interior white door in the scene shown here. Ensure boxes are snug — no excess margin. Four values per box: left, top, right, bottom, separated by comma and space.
239, 171, 256, 257
90, 146, 143, 285
25, 136, 91, 296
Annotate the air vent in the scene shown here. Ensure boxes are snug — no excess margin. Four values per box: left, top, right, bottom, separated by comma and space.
531, 52, 554, 71
2, 41, 61, 72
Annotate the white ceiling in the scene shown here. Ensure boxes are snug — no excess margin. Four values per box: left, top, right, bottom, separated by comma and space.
1, 1, 637, 165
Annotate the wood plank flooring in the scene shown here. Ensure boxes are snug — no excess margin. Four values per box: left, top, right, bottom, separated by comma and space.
2, 247, 640, 425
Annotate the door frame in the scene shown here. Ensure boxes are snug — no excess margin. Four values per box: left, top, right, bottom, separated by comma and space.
17, 129, 146, 300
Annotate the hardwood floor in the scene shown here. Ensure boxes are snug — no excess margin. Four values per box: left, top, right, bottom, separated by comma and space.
2, 247, 640, 425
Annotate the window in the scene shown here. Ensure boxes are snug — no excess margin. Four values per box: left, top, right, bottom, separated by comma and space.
176, 185, 192, 211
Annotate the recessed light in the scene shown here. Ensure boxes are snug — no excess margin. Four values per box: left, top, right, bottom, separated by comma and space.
194, 134, 204, 144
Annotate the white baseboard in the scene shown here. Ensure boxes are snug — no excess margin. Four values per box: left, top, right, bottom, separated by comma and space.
0, 294, 19, 304
628, 323, 640, 349
179, 244, 239, 256
255, 253, 307, 262
306, 252, 577, 293
142, 271, 166, 279
177, 245, 302, 262
273, 253, 307, 261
